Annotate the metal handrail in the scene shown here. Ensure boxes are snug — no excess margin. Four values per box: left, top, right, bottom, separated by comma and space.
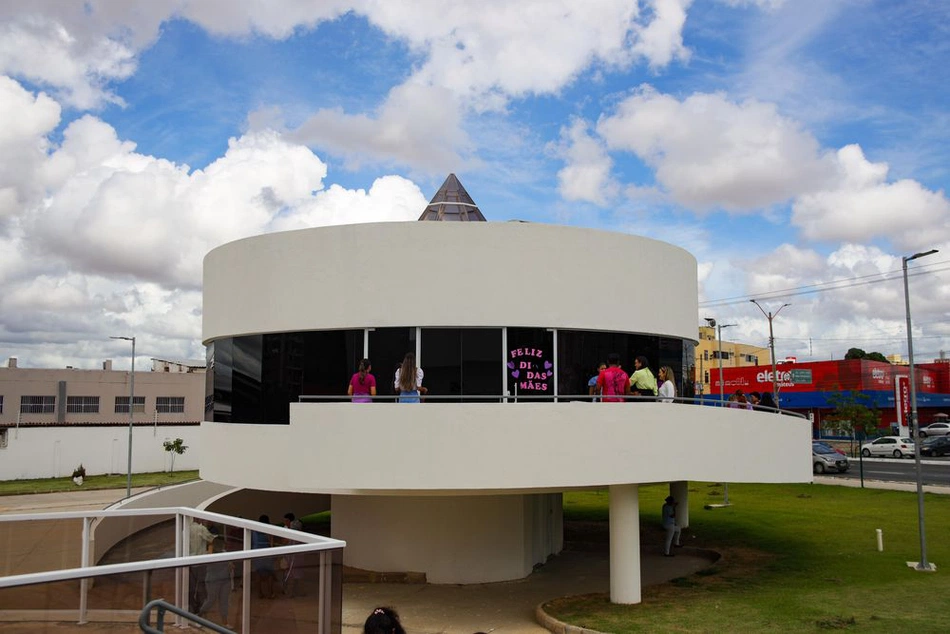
140, 598, 234, 633
296, 393, 805, 417
0, 506, 345, 589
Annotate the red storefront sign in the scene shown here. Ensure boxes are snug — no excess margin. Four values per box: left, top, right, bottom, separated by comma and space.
895, 376, 911, 426
713, 360, 937, 394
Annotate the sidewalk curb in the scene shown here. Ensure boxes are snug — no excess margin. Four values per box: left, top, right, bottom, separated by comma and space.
535, 599, 606, 634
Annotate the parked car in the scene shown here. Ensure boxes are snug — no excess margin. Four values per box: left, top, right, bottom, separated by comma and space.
860, 436, 916, 458
919, 436, 950, 457
918, 422, 950, 437
813, 442, 849, 474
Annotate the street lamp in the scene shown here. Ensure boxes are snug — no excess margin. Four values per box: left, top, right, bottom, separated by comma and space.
111, 336, 135, 498
750, 300, 791, 409
903, 248, 938, 572
703, 317, 735, 508
704, 318, 736, 405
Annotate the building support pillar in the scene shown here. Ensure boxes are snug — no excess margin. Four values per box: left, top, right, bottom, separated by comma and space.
608, 484, 641, 604
670, 480, 689, 529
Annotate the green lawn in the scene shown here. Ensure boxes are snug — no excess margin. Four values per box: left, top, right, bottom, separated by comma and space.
0, 470, 199, 496
549, 483, 950, 633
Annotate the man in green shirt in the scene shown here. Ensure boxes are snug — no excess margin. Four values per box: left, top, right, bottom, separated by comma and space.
629, 355, 657, 398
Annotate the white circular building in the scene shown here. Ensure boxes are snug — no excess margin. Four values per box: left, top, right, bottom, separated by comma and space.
200, 175, 811, 603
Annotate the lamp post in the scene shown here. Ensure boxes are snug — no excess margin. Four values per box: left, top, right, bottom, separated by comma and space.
704, 318, 736, 405
111, 336, 135, 498
750, 300, 791, 408
704, 318, 736, 507
903, 248, 938, 572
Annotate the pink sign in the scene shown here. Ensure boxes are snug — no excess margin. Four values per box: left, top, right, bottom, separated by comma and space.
508, 347, 552, 392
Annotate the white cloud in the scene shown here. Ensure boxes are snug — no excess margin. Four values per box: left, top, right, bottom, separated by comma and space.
0, 76, 60, 222
288, 81, 471, 172
633, 0, 692, 69
0, 9, 138, 108
553, 118, 618, 206
0, 76, 429, 368
792, 145, 950, 250
597, 85, 834, 211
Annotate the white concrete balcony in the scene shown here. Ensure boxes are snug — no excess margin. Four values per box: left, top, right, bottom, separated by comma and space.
200, 401, 812, 495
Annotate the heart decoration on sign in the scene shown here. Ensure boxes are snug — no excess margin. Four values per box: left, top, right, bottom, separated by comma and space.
511, 370, 520, 378
507, 361, 515, 369
544, 361, 553, 370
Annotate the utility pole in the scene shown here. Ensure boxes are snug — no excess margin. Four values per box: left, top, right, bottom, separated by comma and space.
750, 300, 790, 408
111, 335, 136, 498
704, 318, 736, 405
903, 248, 938, 572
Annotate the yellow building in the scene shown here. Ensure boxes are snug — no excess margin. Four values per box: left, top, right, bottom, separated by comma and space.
694, 326, 770, 397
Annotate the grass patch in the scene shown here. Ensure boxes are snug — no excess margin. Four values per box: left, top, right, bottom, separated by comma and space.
553, 483, 950, 633
0, 470, 199, 496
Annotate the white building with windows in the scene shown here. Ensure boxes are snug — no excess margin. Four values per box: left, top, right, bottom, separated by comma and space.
0, 356, 204, 479
198, 175, 811, 604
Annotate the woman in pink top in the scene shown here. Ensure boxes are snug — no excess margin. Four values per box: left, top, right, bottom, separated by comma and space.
348, 359, 377, 403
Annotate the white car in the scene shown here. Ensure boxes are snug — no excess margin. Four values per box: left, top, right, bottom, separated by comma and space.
918, 422, 950, 438
860, 436, 916, 459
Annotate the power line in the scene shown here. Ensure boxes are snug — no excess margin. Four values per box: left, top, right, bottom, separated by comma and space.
700, 260, 950, 309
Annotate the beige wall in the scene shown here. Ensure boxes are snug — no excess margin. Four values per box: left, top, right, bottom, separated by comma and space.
0, 366, 205, 427
203, 221, 699, 343
201, 403, 812, 494
332, 492, 562, 583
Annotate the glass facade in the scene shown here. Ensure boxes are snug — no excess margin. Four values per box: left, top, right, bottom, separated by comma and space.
207, 328, 693, 423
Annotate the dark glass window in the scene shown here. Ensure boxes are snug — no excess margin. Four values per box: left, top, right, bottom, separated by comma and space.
556, 330, 687, 401
369, 328, 415, 397
156, 397, 185, 413
66, 396, 99, 413
507, 328, 555, 400
115, 396, 145, 414
421, 328, 502, 401
208, 330, 363, 424
21, 395, 55, 413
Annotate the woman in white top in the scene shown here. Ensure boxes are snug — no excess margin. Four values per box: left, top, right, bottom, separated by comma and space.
394, 352, 424, 403
657, 366, 676, 403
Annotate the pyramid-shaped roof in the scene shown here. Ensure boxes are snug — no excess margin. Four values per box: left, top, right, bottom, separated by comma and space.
418, 174, 486, 221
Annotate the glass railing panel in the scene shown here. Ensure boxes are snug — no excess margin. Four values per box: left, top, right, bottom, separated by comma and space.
0, 518, 84, 576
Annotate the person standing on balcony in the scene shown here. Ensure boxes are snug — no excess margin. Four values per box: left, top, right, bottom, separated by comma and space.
595, 353, 629, 403
629, 355, 658, 400
658, 366, 676, 403
588, 362, 607, 402
394, 353, 424, 403
348, 359, 377, 403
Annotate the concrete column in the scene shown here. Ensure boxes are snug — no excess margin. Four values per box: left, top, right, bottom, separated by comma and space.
608, 484, 641, 604
670, 481, 689, 528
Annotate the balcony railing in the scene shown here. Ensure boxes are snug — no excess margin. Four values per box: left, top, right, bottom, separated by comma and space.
0, 507, 345, 633
298, 393, 805, 417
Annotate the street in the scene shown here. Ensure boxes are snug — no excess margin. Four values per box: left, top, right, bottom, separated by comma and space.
825, 456, 950, 487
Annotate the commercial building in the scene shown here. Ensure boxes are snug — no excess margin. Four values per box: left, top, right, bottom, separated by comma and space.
0, 357, 204, 479
694, 325, 769, 396
198, 174, 810, 604
713, 357, 950, 436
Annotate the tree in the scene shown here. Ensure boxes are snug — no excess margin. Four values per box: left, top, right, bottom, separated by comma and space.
163, 438, 188, 473
825, 391, 881, 455
844, 348, 890, 364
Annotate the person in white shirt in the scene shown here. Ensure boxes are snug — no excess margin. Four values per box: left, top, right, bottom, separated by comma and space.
393, 352, 425, 403
657, 366, 676, 403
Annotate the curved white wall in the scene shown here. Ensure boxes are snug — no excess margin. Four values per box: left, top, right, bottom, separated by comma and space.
203, 222, 698, 343
200, 404, 812, 494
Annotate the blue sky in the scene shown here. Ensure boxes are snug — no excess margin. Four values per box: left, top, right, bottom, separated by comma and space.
0, 0, 948, 369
